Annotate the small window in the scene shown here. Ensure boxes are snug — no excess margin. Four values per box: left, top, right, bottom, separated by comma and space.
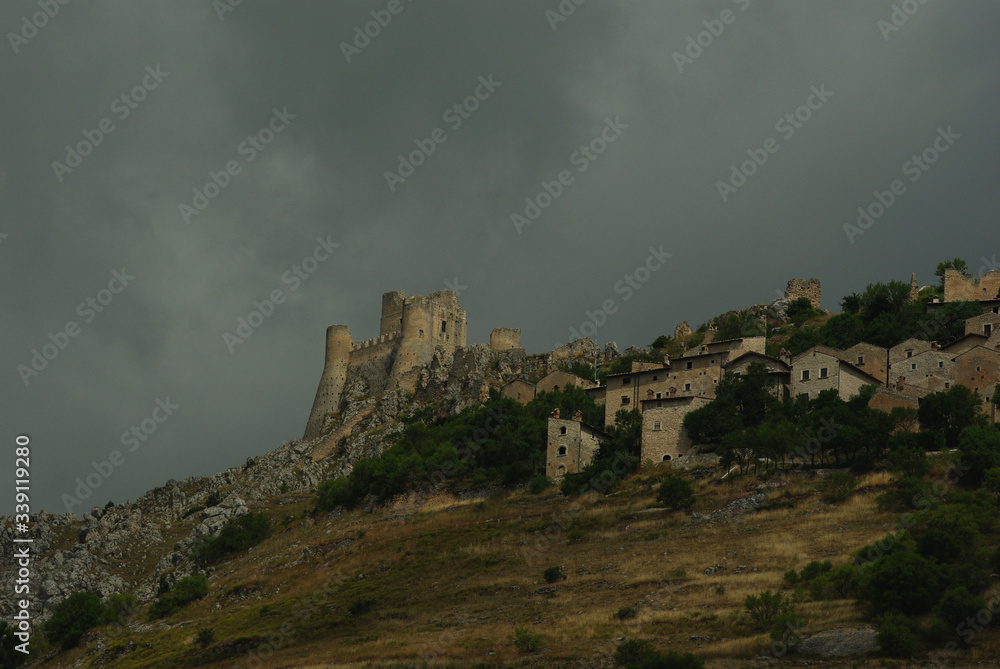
621, 396, 630, 405
939, 361, 944, 367
441, 320, 447, 333
801, 369, 810, 381
945, 383, 950, 389
977, 366, 982, 372
684, 383, 691, 391
560, 426, 566, 435
911, 363, 917, 371
418, 329, 424, 338
686, 362, 693, 370
557, 446, 567, 456
662, 454, 671, 461
907, 350, 913, 358
653, 421, 661, 431
652, 375, 658, 381
656, 392, 661, 399
622, 377, 630, 386
993, 307, 999, 314
819, 367, 828, 379
656, 401, 663, 408
857, 356, 864, 365
733, 371, 742, 377
985, 324, 992, 337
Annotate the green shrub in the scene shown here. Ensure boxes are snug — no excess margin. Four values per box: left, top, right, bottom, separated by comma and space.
43, 592, 112, 649
147, 596, 180, 620
173, 575, 208, 605
798, 560, 832, 583
933, 586, 986, 629
347, 598, 376, 616
543, 566, 566, 583
1, 621, 28, 668
613, 606, 637, 620
192, 513, 270, 567
875, 613, 915, 658
613, 639, 705, 669
567, 528, 586, 543
529, 474, 552, 495
744, 591, 793, 632
858, 548, 944, 615
205, 491, 223, 507
808, 564, 857, 599
157, 576, 170, 595
876, 476, 927, 512
782, 568, 799, 587
181, 505, 205, 519
196, 627, 215, 648
513, 628, 543, 652
656, 474, 695, 511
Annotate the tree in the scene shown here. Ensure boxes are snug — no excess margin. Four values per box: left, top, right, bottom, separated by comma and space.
935, 258, 968, 289
43, 592, 112, 649
918, 385, 986, 449
956, 425, 1000, 486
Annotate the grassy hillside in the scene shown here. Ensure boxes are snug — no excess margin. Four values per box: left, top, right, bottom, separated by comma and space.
29, 456, 1000, 668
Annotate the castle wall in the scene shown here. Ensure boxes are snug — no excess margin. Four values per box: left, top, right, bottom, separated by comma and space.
349, 333, 401, 366
490, 327, 521, 351
785, 278, 821, 309
389, 291, 466, 386
944, 269, 1000, 302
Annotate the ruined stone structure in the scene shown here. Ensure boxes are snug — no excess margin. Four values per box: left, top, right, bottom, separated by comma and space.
784, 278, 821, 309
303, 290, 468, 440
546, 409, 609, 479
489, 327, 522, 351
674, 321, 692, 340
944, 269, 1000, 303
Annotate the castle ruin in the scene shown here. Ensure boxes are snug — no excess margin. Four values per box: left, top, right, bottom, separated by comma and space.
943, 268, 1000, 302
784, 278, 821, 309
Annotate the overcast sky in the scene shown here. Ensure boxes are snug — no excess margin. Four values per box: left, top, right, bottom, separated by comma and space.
2, 1, 997, 515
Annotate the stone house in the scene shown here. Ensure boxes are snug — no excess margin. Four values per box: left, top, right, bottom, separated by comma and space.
500, 379, 535, 405
790, 348, 882, 400
888, 338, 934, 367
535, 369, 598, 394
546, 409, 610, 479
889, 344, 955, 394
639, 394, 711, 462
965, 312, 1000, 338
722, 351, 791, 399
954, 346, 1000, 421
840, 343, 889, 385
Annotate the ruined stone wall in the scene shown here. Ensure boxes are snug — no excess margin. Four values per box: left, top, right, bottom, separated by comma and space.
784, 278, 821, 309
379, 290, 405, 337
489, 327, 521, 351
944, 269, 1000, 302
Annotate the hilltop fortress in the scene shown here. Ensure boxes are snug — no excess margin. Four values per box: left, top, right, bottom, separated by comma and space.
303, 290, 539, 442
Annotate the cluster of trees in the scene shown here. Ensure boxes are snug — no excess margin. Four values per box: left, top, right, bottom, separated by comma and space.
40, 592, 136, 650
784, 278, 980, 355
683, 362, 1000, 475
315, 387, 605, 511
191, 513, 271, 567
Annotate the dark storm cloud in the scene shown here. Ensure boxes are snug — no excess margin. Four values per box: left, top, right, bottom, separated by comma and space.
1, 0, 997, 514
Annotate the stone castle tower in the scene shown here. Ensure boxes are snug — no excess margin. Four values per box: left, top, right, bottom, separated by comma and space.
303, 291, 468, 440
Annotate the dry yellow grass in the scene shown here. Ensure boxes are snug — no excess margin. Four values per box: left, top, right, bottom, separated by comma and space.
35, 470, 1000, 669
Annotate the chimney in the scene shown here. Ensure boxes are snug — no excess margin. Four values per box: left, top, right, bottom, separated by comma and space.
669, 386, 677, 397
552, 408, 560, 419
647, 389, 654, 399
931, 341, 939, 351
896, 376, 906, 392
573, 410, 583, 422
